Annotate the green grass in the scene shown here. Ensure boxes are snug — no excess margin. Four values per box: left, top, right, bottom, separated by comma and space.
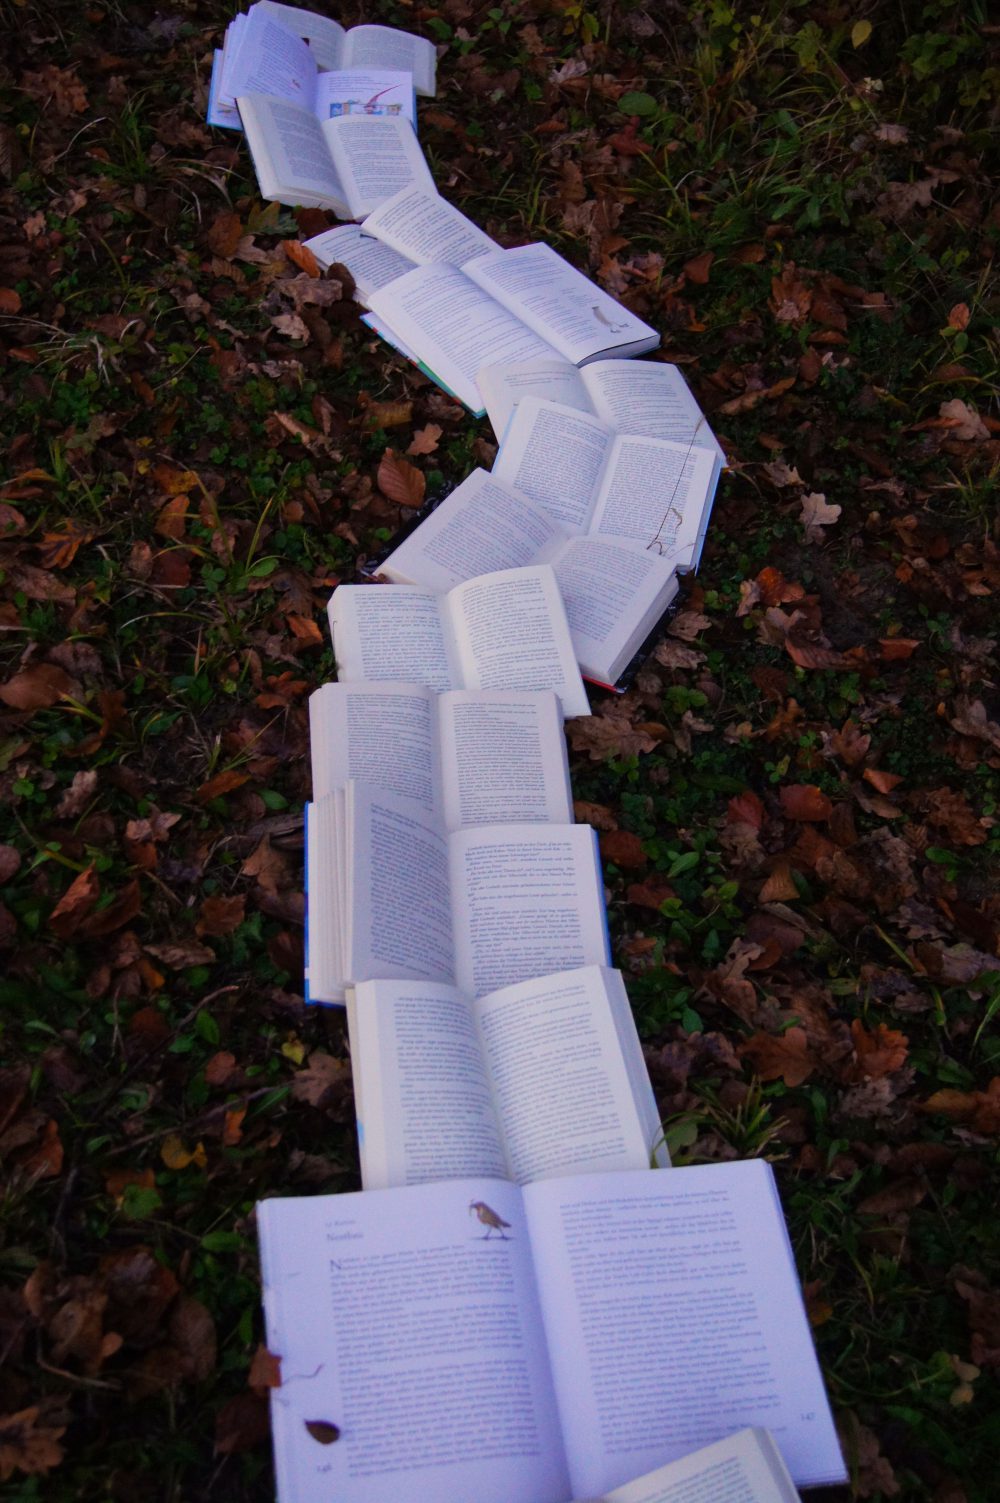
0, 0, 998, 1498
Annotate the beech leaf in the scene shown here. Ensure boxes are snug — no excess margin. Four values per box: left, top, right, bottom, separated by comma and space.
377, 449, 426, 508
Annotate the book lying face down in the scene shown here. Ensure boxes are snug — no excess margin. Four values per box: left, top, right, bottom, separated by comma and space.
257, 1160, 846, 1503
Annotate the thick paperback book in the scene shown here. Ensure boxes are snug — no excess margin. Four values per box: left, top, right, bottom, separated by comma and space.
305, 782, 609, 1004
327, 565, 591, 720
347, 966, 665, 1189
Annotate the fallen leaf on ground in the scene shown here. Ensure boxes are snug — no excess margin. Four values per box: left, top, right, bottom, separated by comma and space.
377, 449, 426, 508
741, 1026, 817, 1087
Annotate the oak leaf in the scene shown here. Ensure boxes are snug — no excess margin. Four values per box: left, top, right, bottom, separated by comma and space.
799, 491, 841, 542
54, 769, 98, 818
850, 1019, 909, 1079
407, 423, 443, 456
242, 835, 290, 895
938, 398, 988, 441
0, 1406, 66, 1482
741, 1026, 817, 1087
291, 1051, 349, 1108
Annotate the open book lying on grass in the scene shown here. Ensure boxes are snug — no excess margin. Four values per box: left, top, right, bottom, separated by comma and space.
327, 566, 590, 719
238, 102, 434, 216
492, 396, 722, 572
304, 186, 499, 302
222, 1, 437, 95
309, 683, 572, 829
306, 782, 608, 1004
348, 966, 665, 1189
360, 243, 660, 412
477, 355, 725, 462
378, 468, 683, 688
258, 1160, 846, 1503
574, 1427, 802, 1503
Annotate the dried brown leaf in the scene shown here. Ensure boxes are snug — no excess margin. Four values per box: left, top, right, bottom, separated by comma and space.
377, 448, 426, 509
0, 663, 74, 711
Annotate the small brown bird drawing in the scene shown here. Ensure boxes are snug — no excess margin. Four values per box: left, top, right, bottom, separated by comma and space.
469, 1200, 511, 1240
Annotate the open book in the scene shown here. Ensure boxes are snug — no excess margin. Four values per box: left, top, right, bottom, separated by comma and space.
493, 397, 723, 573
218, 7, 417, 123
309, 683, 572, 829
327, 567, 591, 720
237, 100, 434, 216
305, 782, 609, 1003
363, 244, 660, 413
348, 966, 665, 1189
477, 355, 725, 464
304, 187, 499, 305
228, 1, 437, 94
577, 1428, 801, 1503
258, 1160, 846, 1503
378, 468, 682, 688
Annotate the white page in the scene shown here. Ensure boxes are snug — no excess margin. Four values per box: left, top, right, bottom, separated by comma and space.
218, 15, 247, 107
381, 468, 566, 594
477, 357, 592, 440
450, 822, 609, 997
522, 1162, 845, 1497
492, 398, 613, 533
305, 796, 350, 1003
226, 11, 319, 110
583, 361, 725, 461
258, 1177, 570, 1503
439, 690, 572, 830
363, 187, 499, 267
237, 95, 346, 209
252, 1, 346, 71
476, 967, 654, 1184
323, 114, 436, 218
345, 782, 455, 986
349, 980, 508, 1187
315, 69, 416, 125
309, 682, 441, 819
550, 536, 679, 686
344, 24, 437, 96
589, 435, 721, 571
448, 565, 591, 719
466, 244, 659, 364
600, 1428, 801, 1503
368, 265, 560, 411
303, 223, 416, 303
328, 585, 459, 693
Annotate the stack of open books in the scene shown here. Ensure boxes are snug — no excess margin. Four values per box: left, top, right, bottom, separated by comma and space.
206, 7, 847, 1500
